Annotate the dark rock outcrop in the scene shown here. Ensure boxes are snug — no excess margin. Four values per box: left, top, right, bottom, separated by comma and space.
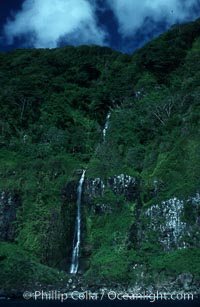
177, 272, 193, 290
61, 181, 77, 203
0, 191, 21, 241
107, 174, 137, 201
94, 203, 112, 214
84, 174, 138, 204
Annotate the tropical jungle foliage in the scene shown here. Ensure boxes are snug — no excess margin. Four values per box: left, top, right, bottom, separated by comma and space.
0, 18, 200, 290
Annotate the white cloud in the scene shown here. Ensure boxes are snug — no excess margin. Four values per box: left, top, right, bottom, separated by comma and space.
4, 0, 106, 48
107, 0, 199, 37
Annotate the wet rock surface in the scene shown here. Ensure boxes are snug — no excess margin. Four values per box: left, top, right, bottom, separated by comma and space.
0, 191, 21, 241
1, 273, 199, 300
62, 181, 77, 203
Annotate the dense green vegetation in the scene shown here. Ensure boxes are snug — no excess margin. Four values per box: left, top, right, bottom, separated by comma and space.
0, 18, 200, 290
0, 242, 68, 289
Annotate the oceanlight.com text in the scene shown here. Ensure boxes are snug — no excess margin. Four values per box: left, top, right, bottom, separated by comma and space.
23, 290, 194, 303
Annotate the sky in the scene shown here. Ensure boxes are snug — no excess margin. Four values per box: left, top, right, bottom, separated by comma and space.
0, 0, 200, 54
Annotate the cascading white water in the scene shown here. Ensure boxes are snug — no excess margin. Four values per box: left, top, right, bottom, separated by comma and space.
103, 112, 111, 142
70, 170, 86, 274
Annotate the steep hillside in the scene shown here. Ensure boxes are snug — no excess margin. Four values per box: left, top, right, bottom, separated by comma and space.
0, 18, 200, 295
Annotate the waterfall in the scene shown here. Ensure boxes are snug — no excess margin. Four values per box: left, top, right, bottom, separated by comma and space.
103, 112, 111, 142
70, 170, 86, 274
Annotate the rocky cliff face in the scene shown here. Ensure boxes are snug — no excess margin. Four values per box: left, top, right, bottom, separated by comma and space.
83, 174, 200, 252
0, 191, 21, 241
145, 195, 200, 250
128, 193, 200, 254
84, 174, 138, 203
81, 173, 200, 292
